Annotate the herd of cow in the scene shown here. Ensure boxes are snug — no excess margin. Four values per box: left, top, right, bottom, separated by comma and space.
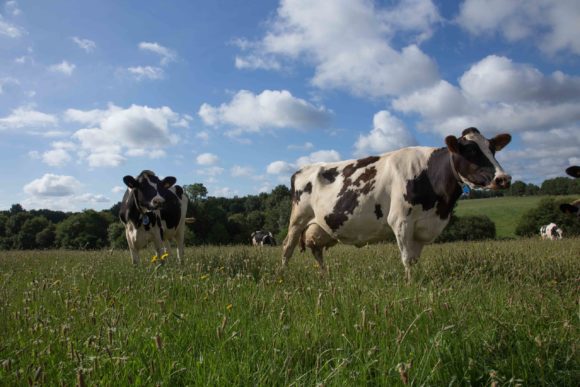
119, 128, 579, 281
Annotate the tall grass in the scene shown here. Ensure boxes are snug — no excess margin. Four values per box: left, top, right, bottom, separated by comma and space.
0, 240, 578, 385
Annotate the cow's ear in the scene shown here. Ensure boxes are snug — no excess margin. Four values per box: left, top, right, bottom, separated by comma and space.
162, 176, 177, 188
490, 133, 511, 152
565, 166, 580, 178
123, 176, 138, 188
445, 135, 459, 154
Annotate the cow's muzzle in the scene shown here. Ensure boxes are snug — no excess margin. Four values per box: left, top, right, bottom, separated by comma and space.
490, 174, 511, 190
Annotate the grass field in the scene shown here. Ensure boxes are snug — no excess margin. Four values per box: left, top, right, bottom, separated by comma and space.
1, 241, 578, 385
454, 195, 576, 238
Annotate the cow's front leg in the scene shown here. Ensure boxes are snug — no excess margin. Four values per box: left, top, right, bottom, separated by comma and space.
282, 216, 310, 267
152, 233, 165, 265
129, 248, 140, 265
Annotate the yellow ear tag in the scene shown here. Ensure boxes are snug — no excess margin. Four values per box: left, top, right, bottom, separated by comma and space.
151, 255, 158, 263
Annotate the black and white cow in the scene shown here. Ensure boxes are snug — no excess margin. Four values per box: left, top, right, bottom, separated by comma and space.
282, 128, 512, 282
560, 166, 580, 216
119, 170, 191, 264
540, 223, 563, 240
251, 231, 276, 246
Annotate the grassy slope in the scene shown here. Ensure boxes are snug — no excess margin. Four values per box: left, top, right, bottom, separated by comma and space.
454, 195, 575, 238
1, 243, 578, 385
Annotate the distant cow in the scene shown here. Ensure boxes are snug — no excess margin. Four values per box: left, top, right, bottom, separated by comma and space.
251, 231, 276, 246
560, 166, 580, 216
119, 170, 192, 264
282, 128, 512, 282
540, 223, 563, 240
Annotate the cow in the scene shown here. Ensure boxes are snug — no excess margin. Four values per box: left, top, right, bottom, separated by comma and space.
540, 223, 563, 240
119, 170, 192, 264
282, 127, 512, 282
559, 166, 580, 216
251, 231, 276, 246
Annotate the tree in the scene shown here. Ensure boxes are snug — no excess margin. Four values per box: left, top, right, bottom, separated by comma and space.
56, 210, 114, 249
437, 215, 496, 242
107, 222, 127, 249
35, 224, 56, 249
541, 177, 572, 195
9, 204, 24, 215
184, 183, 208, 202
509, 181, 527, 196
16, 216, 50, 249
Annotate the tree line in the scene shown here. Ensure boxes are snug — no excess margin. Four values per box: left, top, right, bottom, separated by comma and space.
0, 176, 578, 250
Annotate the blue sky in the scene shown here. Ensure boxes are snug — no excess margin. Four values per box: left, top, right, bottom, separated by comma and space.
1, 0, 579, 211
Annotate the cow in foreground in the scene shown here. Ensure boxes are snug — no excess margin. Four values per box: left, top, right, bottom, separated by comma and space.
251, 231, 276, 246
120, 170, 192, 264
560, 166, 580, 216
540, 223, 563, 240
283, 128, 512, 282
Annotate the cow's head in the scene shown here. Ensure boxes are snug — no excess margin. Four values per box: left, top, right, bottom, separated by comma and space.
445, 128, 512, 190
123, 170, 177, 211
560, 166, 580, 216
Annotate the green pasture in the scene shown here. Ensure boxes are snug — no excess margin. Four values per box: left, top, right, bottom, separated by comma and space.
1, 241, 578, 385
454, 195, 576, 238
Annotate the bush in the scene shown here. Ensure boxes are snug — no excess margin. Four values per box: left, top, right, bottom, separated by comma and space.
515, 198, 580, 237
437, 215, 496, 243
56, 210, 114, 249
107, 222, 127, 249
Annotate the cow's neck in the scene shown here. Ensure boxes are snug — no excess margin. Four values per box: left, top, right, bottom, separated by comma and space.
426, 147, 463, 217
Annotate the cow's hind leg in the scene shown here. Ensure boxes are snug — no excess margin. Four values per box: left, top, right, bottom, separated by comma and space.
282, 214, 311, 267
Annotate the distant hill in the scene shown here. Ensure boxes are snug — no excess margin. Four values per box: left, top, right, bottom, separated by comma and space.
454, 195, 577, 238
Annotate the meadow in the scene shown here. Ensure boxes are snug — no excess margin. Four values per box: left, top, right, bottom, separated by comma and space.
454, 196, 577, 238
1, 239, 578, 386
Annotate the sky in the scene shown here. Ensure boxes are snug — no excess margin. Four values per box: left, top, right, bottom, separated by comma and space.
1, 0, 579, 212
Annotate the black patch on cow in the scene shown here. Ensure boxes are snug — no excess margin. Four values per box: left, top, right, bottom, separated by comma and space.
462, 127, 480, 136
457, 139, 494, 168
565, 166, 580, 178
304, 182, 312, 194
294, 181, 312, 205
404, 148, 462, 220
320, 167, 339, 183
374, 204, 383, 219
407, 207, 413, 216
175, 185, 183, 200
324, 158, 380, 231
343, 156, 380, 179
324, 190, 360, 231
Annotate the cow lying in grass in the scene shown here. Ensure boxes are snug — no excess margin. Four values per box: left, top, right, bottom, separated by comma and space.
283, 128, 512, 282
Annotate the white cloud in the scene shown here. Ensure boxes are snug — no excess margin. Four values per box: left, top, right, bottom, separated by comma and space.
296, 149, 341, 167
127, 66, 164, 80
139, 42, 177, 65
199, 89, 332, 134
198, 166, 224, 177
354, 110, 417, 157
0, 77, 19, 94
196, 131, 210, 142
236, 0, 440, 97
23, 174, 81, 197
196, 152, 219, 165
456, 0, 580, 55
5, 1, 21, 16
112, 186, 126, 194
49, 61, 75, 76
66, 104, 185, 167
212, 186, 236, 197
231, 165, 254, 177
287, 141, 314, 151
235, 55, 281, 70
0, 14, 24, 37
0, 107, 58, 130
267, 160, 295, 175
72, 36, 96, 52
42, 149, 71, 167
